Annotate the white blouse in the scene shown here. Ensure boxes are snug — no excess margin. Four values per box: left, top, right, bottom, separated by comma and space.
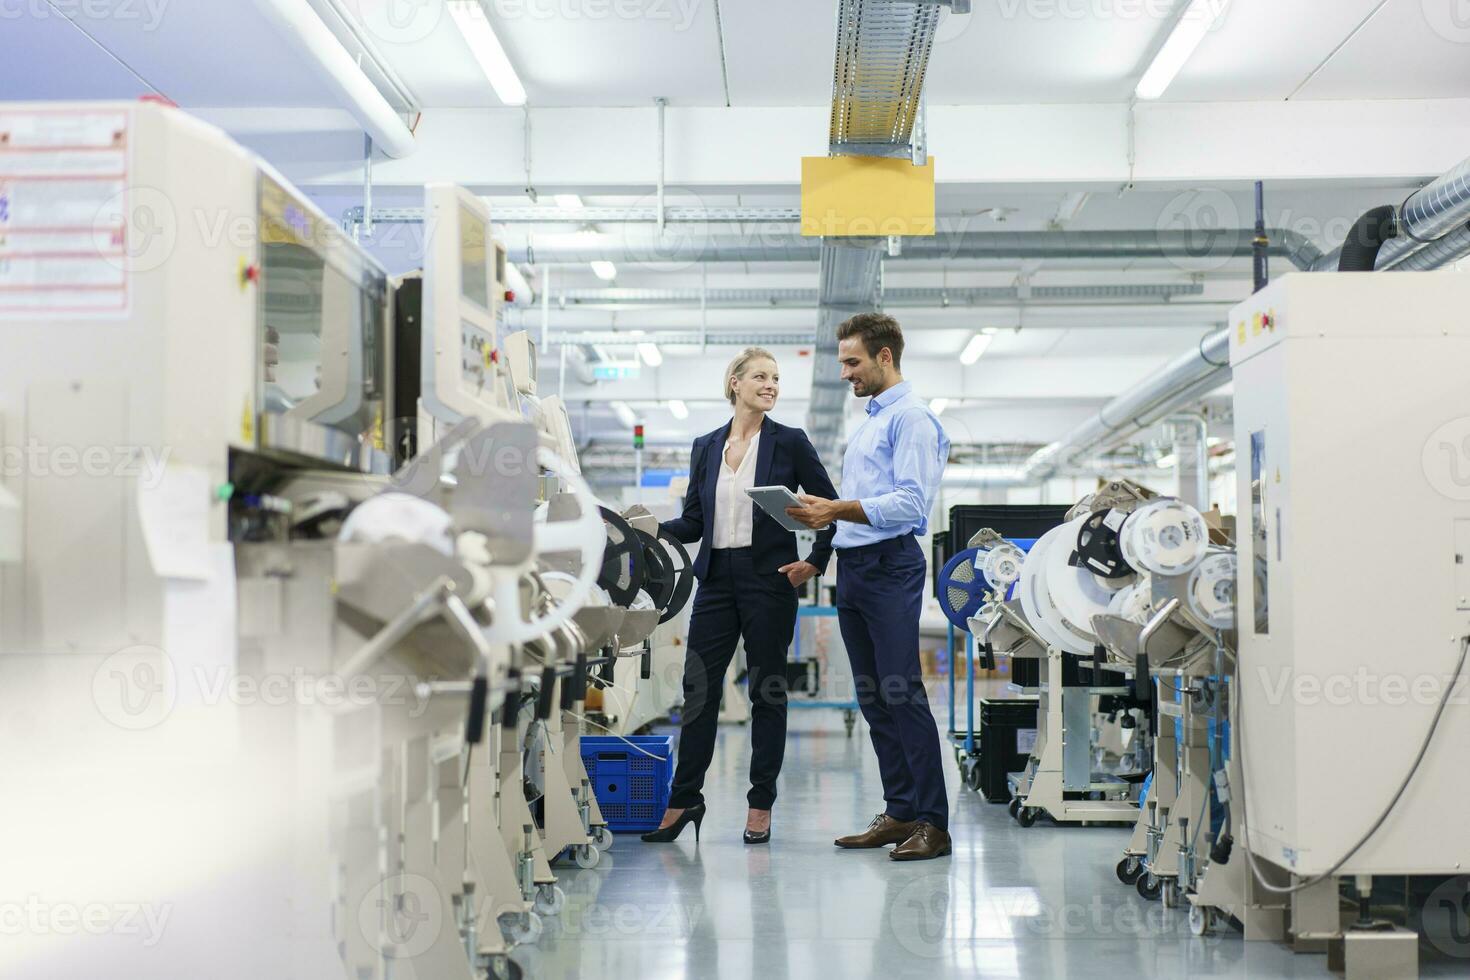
711, 431, 759, 549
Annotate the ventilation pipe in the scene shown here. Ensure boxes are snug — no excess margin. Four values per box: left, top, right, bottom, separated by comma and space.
252, 0, 416, 158
1337, 206, 1399, 272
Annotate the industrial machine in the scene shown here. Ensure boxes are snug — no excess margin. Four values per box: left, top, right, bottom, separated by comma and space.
1218, 273, 1470, 972
969, 482, 1167, 828
0, 103, 697, 980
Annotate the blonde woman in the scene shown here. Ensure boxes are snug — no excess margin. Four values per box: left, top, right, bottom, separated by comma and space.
643, 348, 838, 845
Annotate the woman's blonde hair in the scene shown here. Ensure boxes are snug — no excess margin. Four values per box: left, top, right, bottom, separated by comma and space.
724, 347, 778, 405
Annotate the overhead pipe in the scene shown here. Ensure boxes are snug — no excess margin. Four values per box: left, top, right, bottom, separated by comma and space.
1315, 151, 1470, 271
503, 228, 1323, 269
547, 283, 1206, 309
1336, 206, 1398, 272
1020, 330, 1230, 482
1041, 148, 1470, 486
252, 0, 416, 158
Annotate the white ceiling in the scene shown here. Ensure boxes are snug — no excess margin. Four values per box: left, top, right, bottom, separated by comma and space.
3, 0, 1465, 458
6, 1, 1470, 109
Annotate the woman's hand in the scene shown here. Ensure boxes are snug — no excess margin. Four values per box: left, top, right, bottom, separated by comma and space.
778, 560, 820, 588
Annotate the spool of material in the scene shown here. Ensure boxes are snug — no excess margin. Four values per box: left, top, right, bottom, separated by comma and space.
1119, 499, 1209, 577
1019, 525, 1095, 655
1187, 553, 1238, 630
1045, 515, 1120, 652
981, 543, 1025, 590
1074, 508, 1132, 579
338, 492, 454, 556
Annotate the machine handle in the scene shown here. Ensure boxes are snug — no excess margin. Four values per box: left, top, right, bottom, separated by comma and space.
486, 446, 607, 646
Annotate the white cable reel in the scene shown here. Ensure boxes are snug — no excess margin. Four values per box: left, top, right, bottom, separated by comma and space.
981, 543, 1025, 591
1186, 552, 1238, 630
487, 446, 607, 647
1119, 498, 1210, 577
1019, 524, 1096, 655
1045, 515, 1128, 654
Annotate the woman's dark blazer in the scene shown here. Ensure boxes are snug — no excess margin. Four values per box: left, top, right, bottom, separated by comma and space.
660, 416, 839, 580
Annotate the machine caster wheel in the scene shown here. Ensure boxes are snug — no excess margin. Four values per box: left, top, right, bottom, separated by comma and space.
534, 883, 565, 916
574, 843, 601, 869
1161, 878, 1179, 908
592, 826, 614, 851
1116, 856, 1143, 885
1189, 905, 1213, 937
961, 758, 982, 792
1008, 798, 1022, 820
1016, 806, 1038, 828
1136, 873, 1163, 902
503, 910, 543, 946
485, 953, 523, 980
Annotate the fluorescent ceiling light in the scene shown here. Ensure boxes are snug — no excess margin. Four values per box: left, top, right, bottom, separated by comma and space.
960, 333, 994, 366
1135, 0, 1230, 101
668, 399, 689, 420
590, 260, 618, 281
611, 401, 637, 428
929, 398, 949, 416
1155, 453, 1178, 470
555, 194, 584, 210
447, 1, 527, 107
637, 342, 663, 367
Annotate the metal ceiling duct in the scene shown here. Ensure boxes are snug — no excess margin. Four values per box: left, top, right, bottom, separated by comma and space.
1025, 151, 1470, 485
503, 228, 1323, 268
549, 282, 1207, 309
829, 0, 941, 152
810, 244, 885, 468
1387, 223, 1470, 271
1018, 330, 1230, 483
804, 0, 959, 456
1313, 152, 1470, 271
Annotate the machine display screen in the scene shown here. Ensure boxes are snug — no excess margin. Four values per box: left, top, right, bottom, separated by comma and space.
257, 175, 387, 458
1250, 429, 1269, 634
459, 205, 490, 310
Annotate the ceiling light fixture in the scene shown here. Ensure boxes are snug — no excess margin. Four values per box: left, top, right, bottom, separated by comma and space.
611, 401, 637, 428
447, 0, 527, 107
1135, 0, 1231, 101
555, 194, 584, 210
960, 333, 994, 366
668, 399, 689, 420
929, 398, 950, 416
590, 260, 618, 281
637, 342, 663, 367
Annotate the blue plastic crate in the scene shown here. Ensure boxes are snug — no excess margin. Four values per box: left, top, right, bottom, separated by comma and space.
580, 735, 674, 833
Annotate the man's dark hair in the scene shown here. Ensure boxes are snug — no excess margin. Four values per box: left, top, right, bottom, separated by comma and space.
837, 312, 904, 369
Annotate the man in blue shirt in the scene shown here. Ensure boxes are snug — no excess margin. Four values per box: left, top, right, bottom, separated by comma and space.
786, 313, 952, 861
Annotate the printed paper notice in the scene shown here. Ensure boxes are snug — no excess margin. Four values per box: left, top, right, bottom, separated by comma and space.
0, 109, 132, 317
137, 464, 213, 581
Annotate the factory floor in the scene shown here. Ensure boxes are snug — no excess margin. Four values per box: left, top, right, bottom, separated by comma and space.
520, 686, 1463, 980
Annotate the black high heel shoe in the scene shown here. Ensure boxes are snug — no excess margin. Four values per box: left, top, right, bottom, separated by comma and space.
743, 810, 771, 844
641, 803, 705, 843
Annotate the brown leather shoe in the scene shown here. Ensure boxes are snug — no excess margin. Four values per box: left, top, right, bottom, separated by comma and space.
834, 813, 918, 849
890, 822, 952, 861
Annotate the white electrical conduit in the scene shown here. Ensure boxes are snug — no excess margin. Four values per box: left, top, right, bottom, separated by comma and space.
252, 0, 416, 158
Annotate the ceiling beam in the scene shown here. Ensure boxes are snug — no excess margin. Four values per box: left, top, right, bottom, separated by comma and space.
207, 98, 1470, 191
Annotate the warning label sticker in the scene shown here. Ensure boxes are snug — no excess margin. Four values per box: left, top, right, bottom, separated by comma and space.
0, 109, 133, 317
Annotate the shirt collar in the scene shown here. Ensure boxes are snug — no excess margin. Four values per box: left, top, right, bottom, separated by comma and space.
866, 380, 911, 417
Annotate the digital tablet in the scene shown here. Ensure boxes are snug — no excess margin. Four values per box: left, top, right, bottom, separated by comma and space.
746, 486, 818, 532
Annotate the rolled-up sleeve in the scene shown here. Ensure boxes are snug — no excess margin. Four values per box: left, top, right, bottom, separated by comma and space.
857, 409, 943, 530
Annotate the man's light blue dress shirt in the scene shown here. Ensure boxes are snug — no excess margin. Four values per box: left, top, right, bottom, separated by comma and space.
832, 380, 950, 550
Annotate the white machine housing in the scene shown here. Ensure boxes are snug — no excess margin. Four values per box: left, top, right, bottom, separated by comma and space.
1231, 272, 1470, 876
0, 102, 389, 653
419, 183, 516, 434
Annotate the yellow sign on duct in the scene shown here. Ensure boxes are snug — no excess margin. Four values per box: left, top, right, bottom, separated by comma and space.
801, 156, 936, 238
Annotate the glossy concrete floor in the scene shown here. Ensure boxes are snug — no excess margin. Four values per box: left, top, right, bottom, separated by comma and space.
519, 699, 1461, 980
